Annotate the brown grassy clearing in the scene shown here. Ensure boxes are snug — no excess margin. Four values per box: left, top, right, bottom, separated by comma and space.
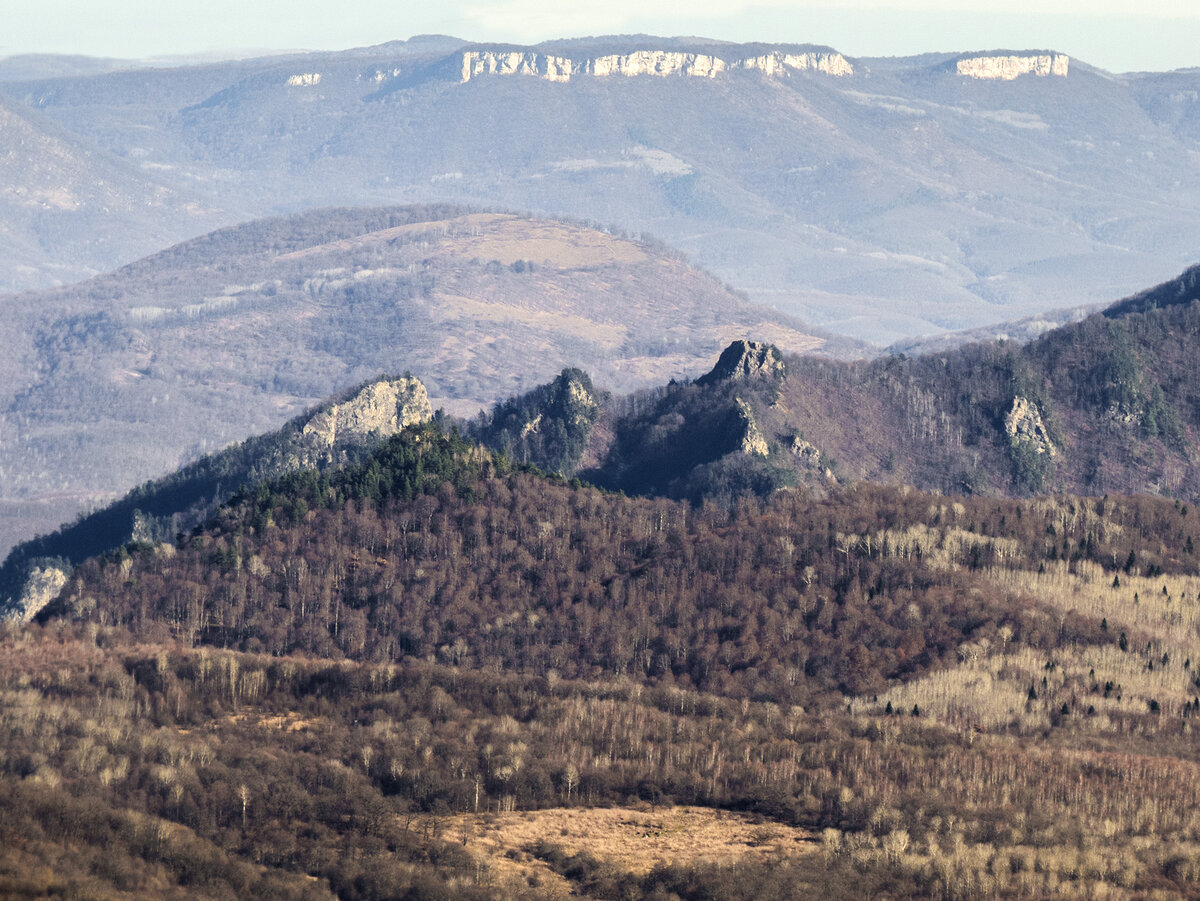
428, 805, 815, 893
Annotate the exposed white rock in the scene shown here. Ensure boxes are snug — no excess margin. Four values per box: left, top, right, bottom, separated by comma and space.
459, 48, 852, 84
543, 55, 582, 83
741, 51, 854, 77
302, 377, 433, 448
1005, 396, 1056, 456
462, 50, 538, 80
565, 378, 599, 427
592, 51, 726, 78
520, 413, 543, 439
790, 435, 837, 483
736, 398, 770, 457
956, 54, 1069, 80
790, 435, 822, 467
286, 73, 322, 87
10, 565, 69, 624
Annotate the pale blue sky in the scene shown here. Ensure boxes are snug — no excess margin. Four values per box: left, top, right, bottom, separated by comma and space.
1, 0, 1196, 74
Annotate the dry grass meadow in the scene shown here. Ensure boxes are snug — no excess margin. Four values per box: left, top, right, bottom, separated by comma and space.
428, 805, 816, 894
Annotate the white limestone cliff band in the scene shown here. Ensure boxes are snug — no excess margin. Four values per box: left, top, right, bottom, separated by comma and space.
460, 49, 853, 84
956, 55, 1069, 80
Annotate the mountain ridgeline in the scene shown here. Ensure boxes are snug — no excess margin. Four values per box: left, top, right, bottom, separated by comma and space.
9, 36, 1200, 901
37, 420, 1200, 703
8, 36, 1200, 342
0, 376, 433, 622
6, 264, 1200, 624
582, 266, 1200, 504
476, 266, 1200, 505
0, 205, 826, 559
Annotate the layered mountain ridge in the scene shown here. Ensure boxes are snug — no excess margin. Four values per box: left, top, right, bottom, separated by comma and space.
5, 36, 1200, 342
7, 262, 1200, 624
0, 205, 826, 557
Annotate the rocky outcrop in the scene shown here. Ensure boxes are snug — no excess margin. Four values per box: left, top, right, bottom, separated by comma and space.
957, 54, 1069, 80
1104, 403, 1142, 428
286, 73, 322, 87
302, 378, 433, 448
462, 51, 579, 82
591, 51, 725, 78
1004, 396, 1055, 456
736, 399, 770, 457
475, 369, 600, 475
9, 565, 69, 624
790, 435, 837, 483
699, 340, 787, 385
460, 48, 853, 84
564, 376, 600, 426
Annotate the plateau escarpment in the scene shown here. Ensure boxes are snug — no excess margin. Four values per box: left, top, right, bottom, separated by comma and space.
5, 36, 1200, 347
460, 47, 853, 83
956, 53, 1069, 80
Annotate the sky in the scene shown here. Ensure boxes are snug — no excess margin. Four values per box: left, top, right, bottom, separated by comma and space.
2, 0, 1198, 74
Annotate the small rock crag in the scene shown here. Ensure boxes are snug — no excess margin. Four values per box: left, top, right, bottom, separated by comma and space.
790, 436, 837, 483
10, 565, 69, 624
302, 377, 433, 448
1004, 396, 1056, 457
736, 398, 770, 457
699, 340, 787, 385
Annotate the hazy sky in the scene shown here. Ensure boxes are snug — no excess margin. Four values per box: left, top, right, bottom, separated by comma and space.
2, 0, 1197, 74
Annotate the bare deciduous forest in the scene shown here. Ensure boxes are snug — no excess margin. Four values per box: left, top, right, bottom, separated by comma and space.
1, 424, 1195, 898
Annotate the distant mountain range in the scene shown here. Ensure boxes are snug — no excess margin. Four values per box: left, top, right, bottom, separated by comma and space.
5, 36, 1200, 341
0, 92, 229, 290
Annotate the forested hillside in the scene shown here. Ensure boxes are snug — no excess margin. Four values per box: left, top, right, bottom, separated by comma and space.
0, 375, 432, 619
567, 268, 1200, 506
773, 270, 1200, 499
0, 205, 823, 558
6, 420, 1200, 898
4, 264, 1200, 899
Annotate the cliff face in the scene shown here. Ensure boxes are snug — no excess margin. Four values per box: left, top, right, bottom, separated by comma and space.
736, 398, 770, 457
460, 48, 853, 84
1005, 396, 1056, 457
698, 340, 787, 385
301, 378, 433, 448
957, 54, 1069, 80
9, 565, 68, 625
